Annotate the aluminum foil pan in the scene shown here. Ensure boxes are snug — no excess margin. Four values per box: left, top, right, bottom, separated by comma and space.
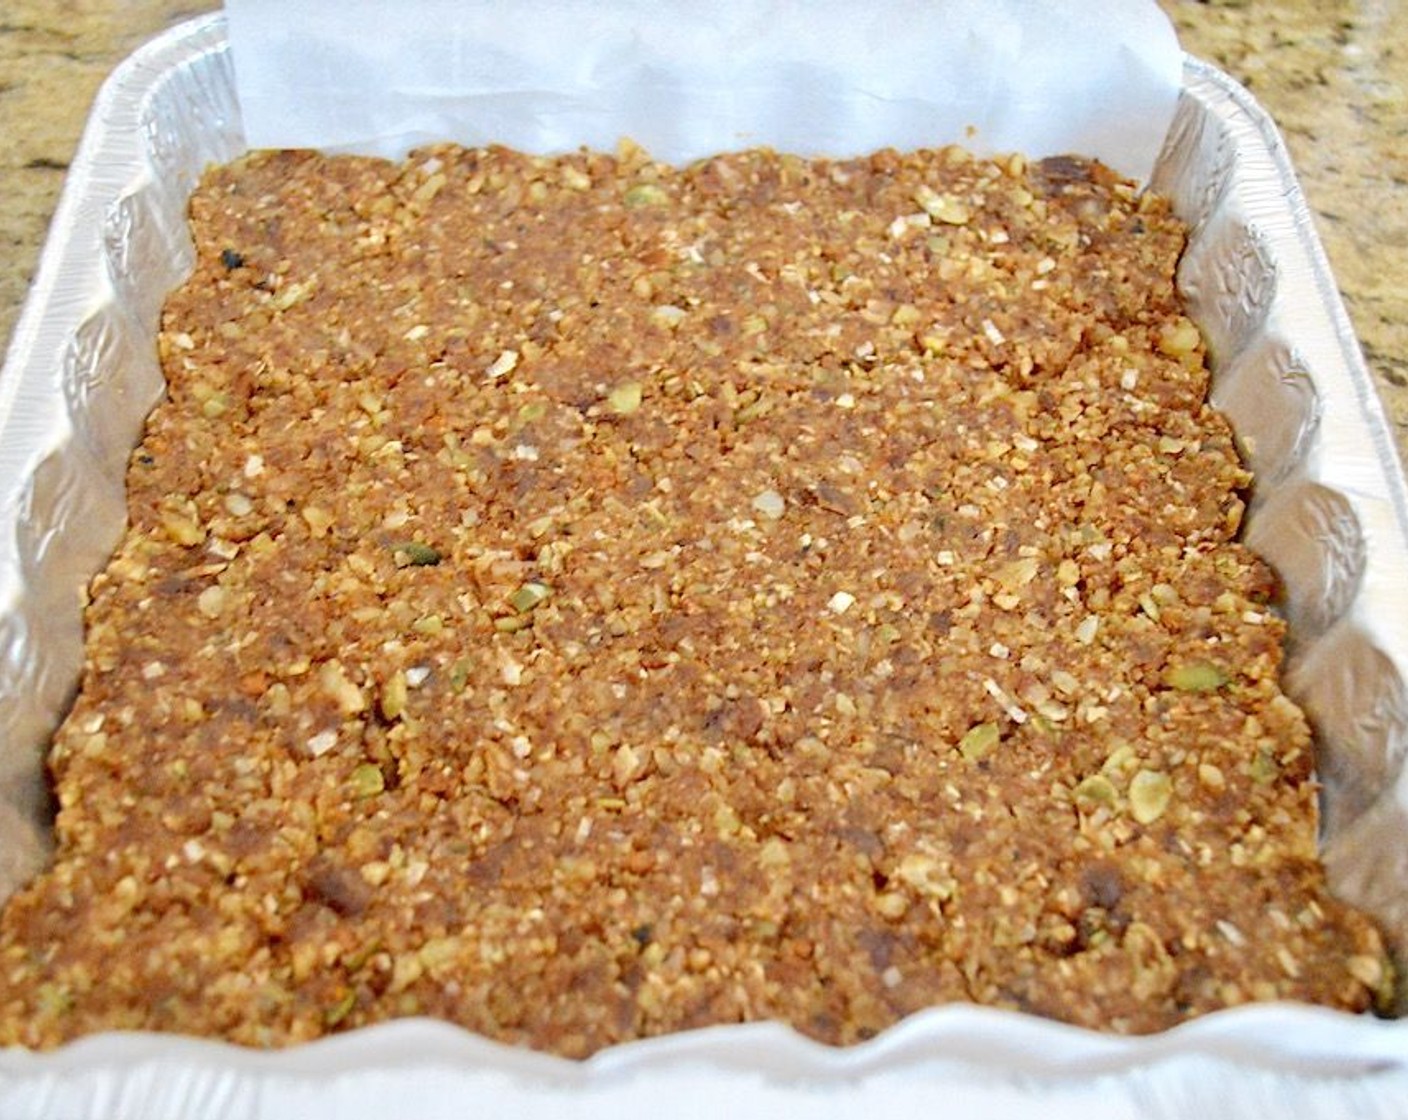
2, 12, 1408, 1118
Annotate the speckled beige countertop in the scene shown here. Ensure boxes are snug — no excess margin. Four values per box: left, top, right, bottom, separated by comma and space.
2, 1, 1406, 465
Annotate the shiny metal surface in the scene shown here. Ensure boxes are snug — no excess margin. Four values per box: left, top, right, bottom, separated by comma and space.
1152, 60, 1408, 972
0, 13, 1405, 1115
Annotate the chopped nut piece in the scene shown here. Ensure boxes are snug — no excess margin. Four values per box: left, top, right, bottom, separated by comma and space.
486, 349, 519, 380
1250, 750, 1281, 785
958, 722, 1000, 762
608, 381, 643, 414
1347, 954, 1385, 991
827, 590, 855, 615
751, 489, 786, 520
1073, 774, 1117, 811
873, 891, 909, 920
160, 508, 205, 547
1163, 660, 1230, 693
561, 165, 592, 191
196, 585, 227, 618
913, 184, 971, 224
325, 990, 357, 1027
995, 556, 1039, 592
301, 505, 335, 537
650, 305, 686, 330
896, 853, 955, 899
508, 581, 552, 613
1129, 770, 1172, 825
380, 670, 409, 721
1158, 317, 1202, 358
319, 660, 367, 715
623, 182, 670, 208
348, 763, 386, 799
392, 541, 442, 567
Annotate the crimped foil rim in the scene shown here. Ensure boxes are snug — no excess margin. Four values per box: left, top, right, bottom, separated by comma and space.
1, 13, 1407, 1114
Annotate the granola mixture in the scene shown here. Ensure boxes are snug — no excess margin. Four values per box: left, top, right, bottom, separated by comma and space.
0, 142, 1391, 1054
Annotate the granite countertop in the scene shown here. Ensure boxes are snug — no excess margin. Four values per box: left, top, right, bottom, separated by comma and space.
2, 1, 1406, 466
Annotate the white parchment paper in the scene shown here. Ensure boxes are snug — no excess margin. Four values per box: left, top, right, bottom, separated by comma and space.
225, 0, 1182, 182
5, 5, 1408, 1115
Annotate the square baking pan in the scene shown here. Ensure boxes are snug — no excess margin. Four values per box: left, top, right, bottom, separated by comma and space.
1, 11, 1407, 1118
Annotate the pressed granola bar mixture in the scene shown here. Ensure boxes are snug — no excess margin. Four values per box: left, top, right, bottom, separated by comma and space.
0, 142, 1392, 1054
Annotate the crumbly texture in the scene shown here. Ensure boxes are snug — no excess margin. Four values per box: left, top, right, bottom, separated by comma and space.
0, 143, 1392, 1054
